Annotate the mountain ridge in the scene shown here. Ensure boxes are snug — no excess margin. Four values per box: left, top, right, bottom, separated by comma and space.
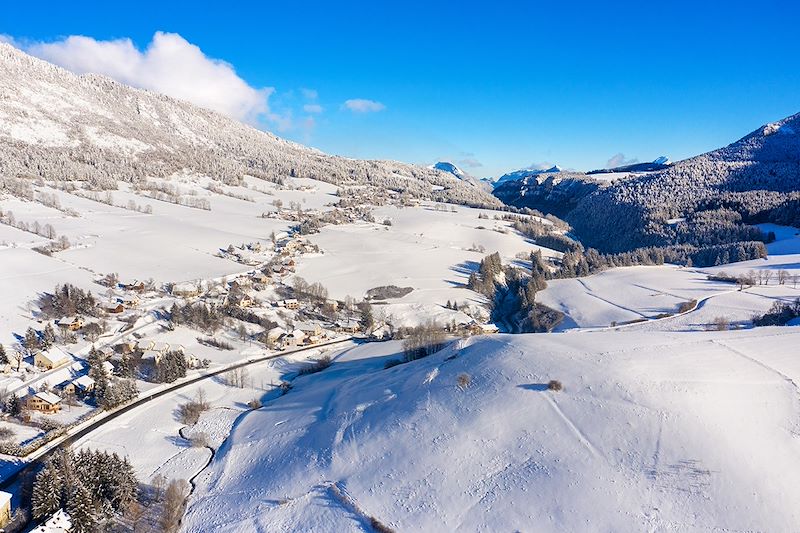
0, 43, 500, 208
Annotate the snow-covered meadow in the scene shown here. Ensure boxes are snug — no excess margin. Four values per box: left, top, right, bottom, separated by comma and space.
181, 329, 800, 532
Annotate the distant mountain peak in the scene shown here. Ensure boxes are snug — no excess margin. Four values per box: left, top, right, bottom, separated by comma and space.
493, 164, 562, 186
431, 161, 466, 177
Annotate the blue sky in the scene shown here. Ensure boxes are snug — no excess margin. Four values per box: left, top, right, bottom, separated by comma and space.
2, 1, 798, 177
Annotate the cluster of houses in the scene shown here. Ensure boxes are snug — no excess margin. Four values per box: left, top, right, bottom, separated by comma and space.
132, 339, 199, 368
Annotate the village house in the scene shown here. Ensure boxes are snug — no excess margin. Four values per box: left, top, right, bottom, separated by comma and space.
0, 491, 11, 529
335, 318, 361, 334
283, 298, 300, 310
296, 322, 323, 343
26, 391, 62, 413
172, 282, 200, 298
278, 329, 306, 349
59, 375, 95, 396
120, 295, 140, 308
264, 326, 286, 344
34, 349, 70, 371
56, 316, 84, 332
135, 339, 155, 352
123, 280, 146, 292
250, 271, 270, 284
106, 302, 125, 314
227, 293, 253, 308
470, 322, 500, 335
370, 323, 393, 340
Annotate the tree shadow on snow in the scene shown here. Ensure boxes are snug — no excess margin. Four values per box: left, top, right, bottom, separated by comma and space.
517, 383, 549, 392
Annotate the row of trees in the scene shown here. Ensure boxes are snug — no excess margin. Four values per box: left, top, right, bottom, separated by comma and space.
32, 448, 138, 532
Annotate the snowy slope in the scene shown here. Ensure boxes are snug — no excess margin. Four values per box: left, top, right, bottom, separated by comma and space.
0, 43, 499, 208
183, 329, 800, 532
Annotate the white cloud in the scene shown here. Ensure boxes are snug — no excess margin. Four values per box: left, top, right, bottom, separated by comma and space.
26, 32, 272, 125
301, 88, 318, 100
303, 103, 324, 114
342, 98, 385, 113
605, 153, 638, 169
458, 157, 483, 168
527, 161, 556, 170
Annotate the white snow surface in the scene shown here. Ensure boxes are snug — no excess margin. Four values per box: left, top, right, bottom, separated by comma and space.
182, 330, 800, 532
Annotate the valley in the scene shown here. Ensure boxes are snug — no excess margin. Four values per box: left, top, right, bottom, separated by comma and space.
0, 40, 798, 533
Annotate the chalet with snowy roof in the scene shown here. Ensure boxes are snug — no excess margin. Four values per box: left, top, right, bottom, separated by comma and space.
61, 375, 95, 396
370, 323, 392, 340
27, 391, 62, 413
34, 349, 69, 371
152, 341, 171, 353
295, 322, 322, 337
335, 318, 361, 333
135, 339, 154, 352
106, 302, 125, 314
470, 322, 500, 335
56, 316, 84, 331
172, 282, 200, 298
31, 509, 72, 532
120, 295, 140, 308
123, 280, 146, 292
274, 298, 300, 310
278, 329, 306, 348
264, 326, 286, 343
0, 490, 11, 528
227, 293, 253, 308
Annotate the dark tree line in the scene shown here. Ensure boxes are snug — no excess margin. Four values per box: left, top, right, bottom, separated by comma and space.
31, 448, 137, 532
753, 298, 800, 327
38, 284, 97, 318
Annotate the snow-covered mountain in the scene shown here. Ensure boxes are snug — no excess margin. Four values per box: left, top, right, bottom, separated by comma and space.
428, 161, 492, 191
0, 43, 499, 208
430, 161, 466, 177
493, 164, 562, 187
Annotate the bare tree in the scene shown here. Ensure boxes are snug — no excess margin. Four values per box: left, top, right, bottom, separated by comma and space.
159, 479, 190, 532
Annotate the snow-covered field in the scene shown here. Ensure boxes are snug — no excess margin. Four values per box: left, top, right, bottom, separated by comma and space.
73, 342, 356, 483
182, 329, 800, 532
539, 225, 800, 331
295, 204, 555, 326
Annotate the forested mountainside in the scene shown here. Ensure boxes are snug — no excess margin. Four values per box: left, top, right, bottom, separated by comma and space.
0, 44, 499, 208
569, 112, 800, 253
492, 172, 601, 219
493, 113, 800, 259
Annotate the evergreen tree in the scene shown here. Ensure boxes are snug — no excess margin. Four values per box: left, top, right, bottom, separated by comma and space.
41, 323, 57, 349
31, 461, 63, 520
358, 301, 374, 331
5, 395, 21, 416
24, 327, 40, 355
66, 481, 97, 533
0, 344, 7, 365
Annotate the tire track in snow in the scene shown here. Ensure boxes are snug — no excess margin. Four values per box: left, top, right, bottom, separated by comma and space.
712, 339, 800, 436
542, 393, 601, 458
576, 278, 649, 319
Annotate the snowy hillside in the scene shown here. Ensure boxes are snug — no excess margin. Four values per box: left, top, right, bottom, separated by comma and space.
0, 44, 499, 208
183, 329, 800, 532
